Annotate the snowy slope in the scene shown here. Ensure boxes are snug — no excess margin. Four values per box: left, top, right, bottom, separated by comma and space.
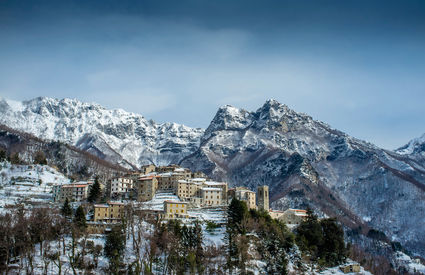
0, 161, 70, 210
0, 97, 204, 168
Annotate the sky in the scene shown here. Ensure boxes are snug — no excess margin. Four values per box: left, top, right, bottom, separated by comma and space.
0, 0, 424, 150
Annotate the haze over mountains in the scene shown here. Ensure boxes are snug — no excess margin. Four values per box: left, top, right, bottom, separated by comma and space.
0, 96, 424, 259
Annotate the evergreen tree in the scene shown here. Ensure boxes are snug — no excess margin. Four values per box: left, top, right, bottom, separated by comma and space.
10, 153, 21, 164
33, 151, 47, 165
296, 209, 347, 267
104, 226, 126, 274
61, 198, 72, 217
73, 205, 86, 230
227, 198, 249, 234
226, 198, 250, 270
0, 150, 6, 162
319, 218, 347, 266
88, 176, 101, 203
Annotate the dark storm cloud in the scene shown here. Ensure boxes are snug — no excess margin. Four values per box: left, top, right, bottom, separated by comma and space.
1, 0, 424, 149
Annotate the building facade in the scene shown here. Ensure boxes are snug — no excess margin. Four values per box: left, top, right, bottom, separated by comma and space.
163, 201, 188, 219
93, 202, 125, 222
257, 185, 269, 211
53, 182, 90, 203
110, 177, 134, 196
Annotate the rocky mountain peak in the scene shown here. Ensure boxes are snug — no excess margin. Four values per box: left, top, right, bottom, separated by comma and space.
203, 104, 252, 141
396, 133, 425, 155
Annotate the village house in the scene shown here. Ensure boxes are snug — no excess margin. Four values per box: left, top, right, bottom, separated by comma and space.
201, 187, 222, 206
93, 201, 125, 222
140, 164, 156, 175
176, 178, 228, 207
339, 263, 361, 273
53, 182, 90, 203
135, 175, 158, 202
280, 209, 308, 225
110, 177, 134, 197
163, 200, 188, 219
228, 187, 257, 209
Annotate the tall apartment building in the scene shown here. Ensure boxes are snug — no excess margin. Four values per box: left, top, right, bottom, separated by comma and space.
257, 185, 269, 211
110, 177, 134, 196
53, 182, 90, 203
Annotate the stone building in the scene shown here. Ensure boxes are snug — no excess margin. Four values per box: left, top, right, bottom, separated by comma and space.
228, 187, 257, 209
257, 185, 269, 211
136, 176, 158, 202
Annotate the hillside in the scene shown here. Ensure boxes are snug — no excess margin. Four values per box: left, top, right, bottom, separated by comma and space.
0, 124, 127, 180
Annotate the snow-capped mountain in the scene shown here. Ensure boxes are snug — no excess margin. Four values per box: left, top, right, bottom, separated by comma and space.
396, 133, 425, 157
0, 97, 204, 168
1, 96, 424, 259
181, 100, 425, 259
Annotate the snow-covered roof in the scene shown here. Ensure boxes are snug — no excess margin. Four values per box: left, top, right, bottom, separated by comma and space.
94, 204, 109, 208
205, 181, 226, 186
202, 187, 222, 191
192, 178, 207, 182
164, 200, 188, 204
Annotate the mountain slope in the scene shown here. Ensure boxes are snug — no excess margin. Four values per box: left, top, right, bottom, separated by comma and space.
0, 124, 127, 180
181, 100, 425, 258
1, 96, 424, 258
0, 97, 204, 168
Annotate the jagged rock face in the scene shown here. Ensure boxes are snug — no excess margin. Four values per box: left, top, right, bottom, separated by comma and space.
181, 99, 425, 258
0, 97, 204, 168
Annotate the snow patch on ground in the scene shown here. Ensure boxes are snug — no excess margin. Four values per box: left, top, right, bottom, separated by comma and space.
0, 162, 70, 211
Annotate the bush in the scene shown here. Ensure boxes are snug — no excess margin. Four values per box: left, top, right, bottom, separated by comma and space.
206, 221, 219, 232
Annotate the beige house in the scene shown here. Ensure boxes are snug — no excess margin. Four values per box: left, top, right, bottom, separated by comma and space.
269, 210, 285, 220
228, 187, 257, 209
163, 201, 188, 219
339, 263, 361, 273
140, 164, 156, 175
53, 182, 90, 203
201, 187, 222, 206
279, 209, 308, 225
93, 202, 125, 222
176, 179, 228, 207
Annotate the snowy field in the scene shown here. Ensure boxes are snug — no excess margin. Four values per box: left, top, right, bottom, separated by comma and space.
0, 162, 69, 211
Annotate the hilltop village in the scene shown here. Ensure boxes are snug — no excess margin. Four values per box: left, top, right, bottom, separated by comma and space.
52, 164, 307, 233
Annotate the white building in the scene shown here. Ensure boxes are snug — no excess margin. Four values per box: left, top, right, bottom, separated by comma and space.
110, 177, 133, 196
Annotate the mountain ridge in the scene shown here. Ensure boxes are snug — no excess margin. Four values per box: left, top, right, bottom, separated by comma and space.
1, 96, 424, 259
